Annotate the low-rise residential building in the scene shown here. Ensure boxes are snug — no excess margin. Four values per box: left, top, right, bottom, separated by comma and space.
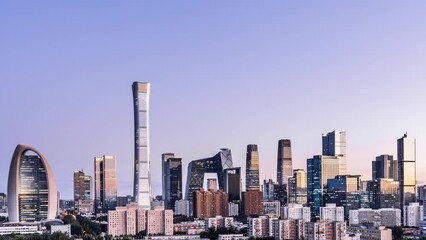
281, 203, 311, 222
147, 206, 173, 236
347, 225, 392, 240
218, 234, 248, 240
228, 202, 239, 217
175, 199, 190, 217
51, 224, 71, 236
263, 201, 280, 217
349, 208, 401, 227
107, 204, 146, 237
304, 221, 346, 240
404, 202, 424, 227
320, 203, 344, 222
205, 216, 234, 230
247, 216, 269, 238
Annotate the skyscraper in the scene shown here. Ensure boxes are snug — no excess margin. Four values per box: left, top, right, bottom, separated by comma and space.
398, 133, 416, 208
263, 179, 275, 201
322, 131, 347, 174
288, 169, 307, 205
324, 175, 361, 220
372, 155, 398, 181
94, 155, 117, 213
162, 153, 175, 207
73, 170, 93, 213
369, 178, 400, 209
132, 82, 151, 209
246, 144, 260, 190
185, 149, 233, 205
163, 157, 182, 210
7, 144, 58, 222
223, 167, 241, 203
277, 139, 292, 185
307, 155, 346, 220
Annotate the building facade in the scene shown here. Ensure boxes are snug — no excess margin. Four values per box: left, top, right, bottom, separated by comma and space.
325, 175, 361, 219
246, 144, 260, 190
146, 206, 173, 236
281, 203, 311, 222
288, 169, 307, 205
132, 82, 151, 209
73, 170, 93, 213
277, 139, 292, 186
397, 134, 416, 209
192, 189, 228, 219
94, 155, 117, 213
223, 167, 241, 203
242, 189, 263, 217
372, 155, 397, 181
7, 144, 58, 222
403, 202, 424, 227
349, 208, 401, 227
163, 157, 182, 210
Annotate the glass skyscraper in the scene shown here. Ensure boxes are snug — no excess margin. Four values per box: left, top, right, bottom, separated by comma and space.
162, 153, 175, 207
94, 155, 117, 213
398, 133, 416, 208
322, 131, 346, 174
277, 139, 292, 185
325, 175, 361, 220
288, 169, 307, 205
246, 144, 260, 190
372, 154, 398, 181
223, 167, 241, 203
163, 157, 182, 210
73, 170, 93, 213
132, 82, 151, 209
7, 144, 58, 222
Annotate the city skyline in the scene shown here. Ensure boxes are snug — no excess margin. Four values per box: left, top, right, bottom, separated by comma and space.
1, 1, 426, 200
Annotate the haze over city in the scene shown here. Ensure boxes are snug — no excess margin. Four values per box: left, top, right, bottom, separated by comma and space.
1, 1, 426, 200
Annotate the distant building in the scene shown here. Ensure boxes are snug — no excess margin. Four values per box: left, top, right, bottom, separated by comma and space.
347, 224, 392, 240
397, 134, 416, 209
193, 189, 228, 219
288, 169, 307, 205
205, 216, 234, 230
349, 208, 401, 227
107, 204, 146, 237
369, 178, 400, 209
94, 155, 117, 213
174, 199, 190, 217
307, 155, 346, 220
263, 201, 280, 217
247, 216, 269, 238
320, 204, 344, 222
246, 145, 260, 190
7, 144, 58, 222
223, 167, 241, 203
228, 202, 239, 217
185, 149, 233, 207
263, 179, 274, 201
207, 179, 217, 192
281, 203, 311, 222
269, 218, 306, 240
117, 195, 133, 207
304, 221, 346, 240
163, 156, 182, 210
277, 139, 292, 186
372, 155, 398, 181
146, 206, 173, 236
51, 225, 71, 236
241, 189, 263, 217
0, 193, 6, 213
404, 202, 424, 227
0, 224, 41, 235
325, 175, 361, 219
73, 170, 93, 213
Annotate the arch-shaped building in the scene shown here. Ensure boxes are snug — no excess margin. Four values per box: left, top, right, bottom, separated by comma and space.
7, 144, 58, 222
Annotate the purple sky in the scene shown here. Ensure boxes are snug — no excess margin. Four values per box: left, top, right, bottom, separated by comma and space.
1, 1, 426, 199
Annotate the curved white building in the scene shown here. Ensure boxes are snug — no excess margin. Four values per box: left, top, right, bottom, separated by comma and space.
7, 144, 58, 222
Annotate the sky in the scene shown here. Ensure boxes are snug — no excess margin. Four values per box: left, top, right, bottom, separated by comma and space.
1, 1, 426, 199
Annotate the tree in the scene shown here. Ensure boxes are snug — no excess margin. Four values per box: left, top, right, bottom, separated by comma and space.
391, 226, 404, 240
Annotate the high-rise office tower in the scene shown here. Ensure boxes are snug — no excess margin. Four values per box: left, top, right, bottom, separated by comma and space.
277, 139, 292, 185
207, 179, 217, 192
322, 131, 346, 173
307, 155, 346, 220
372, 155, 398, 181
246, 144, 260, 190
7, 144, 58, 222
185, 149, 233, 206
73, 170, 93, 213
132, 82, 151, 209
369, 178, 400, 209
273, 183, 287, 206
288, 169, 307, 205
163, 157, 182, 210
324, 175, 361, 220
94, 155, 117, 213
398, 133, 416, 208
162, 153, 175, 207
223, 167, 241, 203
263, 179, 275, 201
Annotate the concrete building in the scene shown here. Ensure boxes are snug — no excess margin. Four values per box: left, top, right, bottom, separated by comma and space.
263, 201, 280, 217
269, 218, 305, 240
349, 208, 401, 227
304, 221, 346, 240
175, 199, 190, 217
218, 234, 247, 240
73, 170, 93, 214
205, 216, 234, 230
241, 189, 263, 216
193, 189, 228, 219
247, 216, 269, 238
7, 144, 58, 222
281, 203, 311, 222
0, 224, 41, 235
347, 225, 392, 240
147, 206, 173, 236
320, 204, 344, 222
107, 204, 146, 237
51, 224, 71, 236
94, 155, 117, 213
228, 202, 239, 217
404, 202, 424, 227
132, 82, 151, 209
